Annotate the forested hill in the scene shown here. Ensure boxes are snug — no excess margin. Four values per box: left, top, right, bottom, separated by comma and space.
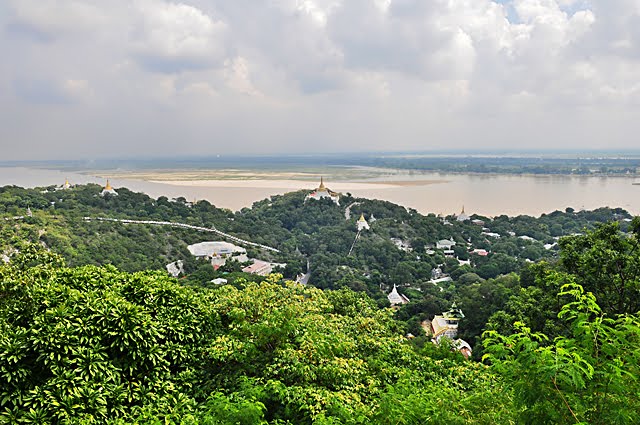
1, 183, 635, 346
0, 183, 631, 276
1, 183, 640, 423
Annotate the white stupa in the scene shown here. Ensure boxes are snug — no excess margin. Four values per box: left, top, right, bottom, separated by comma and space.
456, 206, 469, 222
356, 213, 370, 231
387, 284, 410, 306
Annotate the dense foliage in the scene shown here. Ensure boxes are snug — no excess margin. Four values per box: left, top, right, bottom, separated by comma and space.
0, 247, 511, 424
1, 183, 640, 423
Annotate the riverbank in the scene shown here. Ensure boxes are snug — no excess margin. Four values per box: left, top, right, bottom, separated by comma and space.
1, 166, 639, 217
148, 178, 448, 190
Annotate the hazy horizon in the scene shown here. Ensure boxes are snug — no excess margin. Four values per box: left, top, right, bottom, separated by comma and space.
4, 148, 640, 167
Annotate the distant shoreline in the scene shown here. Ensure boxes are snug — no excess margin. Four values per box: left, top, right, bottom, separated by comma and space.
148, 179, 449, 190
82, 166, 640, 184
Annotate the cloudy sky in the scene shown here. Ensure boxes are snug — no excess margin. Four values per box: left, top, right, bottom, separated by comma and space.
1, 0, 639, 160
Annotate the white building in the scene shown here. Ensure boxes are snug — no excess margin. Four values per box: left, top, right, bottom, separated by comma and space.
436, 238, 456, 250
187, 241, 248, 267
356, 213, 370, 231
431, 305, 465, 343
166, 260, 184, 277
211, 278, 228, 285
518, 235, 536, 242
453, 339, 473, 359
305, 177, 340, 205
387, 284, 410, 306
431, 267, 445, 279
430, 276, 453, 285
456, 206, 470, 222
187, 241, 247, 258
431, 306, 473, 358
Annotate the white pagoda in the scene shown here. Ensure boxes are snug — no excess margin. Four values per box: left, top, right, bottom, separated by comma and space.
456, 206, 470, 222
356, 213, 370, 231
387, 284, 410, 306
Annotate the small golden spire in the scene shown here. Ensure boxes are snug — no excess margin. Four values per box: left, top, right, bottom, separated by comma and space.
105, 179, 113, 191
358, 213, 366, 222
318, 176, 326, 190
461, 205, 465, 214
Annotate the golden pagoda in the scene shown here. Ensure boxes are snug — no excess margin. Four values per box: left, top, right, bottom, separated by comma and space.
62, 178, 71, 189
305, 177, 340, 205
101, 179, 118, 196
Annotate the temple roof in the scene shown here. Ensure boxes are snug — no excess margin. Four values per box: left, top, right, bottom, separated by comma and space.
388, 284, 409, 305
443, 303, 465, 319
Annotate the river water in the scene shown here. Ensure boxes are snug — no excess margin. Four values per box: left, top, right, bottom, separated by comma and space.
1, 167, 638, 217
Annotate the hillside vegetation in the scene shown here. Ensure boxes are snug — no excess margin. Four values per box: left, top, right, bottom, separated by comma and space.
1, 184, 639, 423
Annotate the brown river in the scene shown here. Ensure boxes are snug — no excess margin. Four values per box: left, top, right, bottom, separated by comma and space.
1, 167, 638, 217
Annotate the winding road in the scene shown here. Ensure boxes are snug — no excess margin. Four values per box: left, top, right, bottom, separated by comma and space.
83, 217, 281, 253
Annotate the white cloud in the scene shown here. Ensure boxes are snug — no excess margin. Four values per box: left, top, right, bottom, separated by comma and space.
1, 0, 640, 159
224, 57, 261, 96
62, 79, 92, 100
7, 0, 110, 39
130, 0, 228, 72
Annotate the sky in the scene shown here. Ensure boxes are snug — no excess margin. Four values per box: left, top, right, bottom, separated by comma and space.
1, 0, 640, 160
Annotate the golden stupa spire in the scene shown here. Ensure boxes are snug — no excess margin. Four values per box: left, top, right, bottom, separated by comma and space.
318, 176, 326, 190
105, 179, 113, 191
358, 213, 366, 222
461, 205, 465, 214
